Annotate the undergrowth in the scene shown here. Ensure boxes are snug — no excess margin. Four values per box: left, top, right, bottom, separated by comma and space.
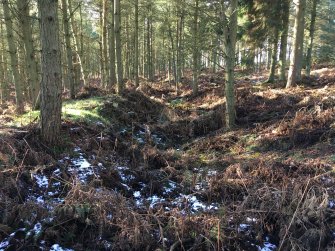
0, 68, 335, 250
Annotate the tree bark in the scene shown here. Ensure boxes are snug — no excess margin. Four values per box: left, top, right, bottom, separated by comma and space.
101, 0, 108, 88
286, 0, 306, 88
108, 0, 116, 87
176, 8, 184, 87
2, 0, 24, 113
221, 0, 238, 129
68, 0, 86, 86
278, 0, 290, 81
114, 0, 123, 94
0, 21, 9, 103
38, 0, 62, 145
17, 0, 40, 108
267, 26, 279, 83
134, 0, 139, 87
192, 0, 199, 95
305, 0, 318, 77
61, 0, 76, 99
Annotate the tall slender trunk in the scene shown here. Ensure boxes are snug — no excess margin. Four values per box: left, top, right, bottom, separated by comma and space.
266, 41, 272, 70
2, 0, 24, 113
114, 0, 123, 94
150, 18, 154, 80
17, 0, 40, 108
192, 0, 199, 95
278, 0, 290, 81
212, 35, 219, 73
38, 0, 62, 145
146, 3, 152, 81
221, 0, 238, 129
125, 16, 130, 79
305, 0, 318, 77
61, 0, 75, 99
176, 9, 184, 86
108, 1, 116, 88
68, 0, 86, 86
101, 0, 108, 88
0, 18, 9, 102
267, 27, 280, 83
168, 26, 177, 89
287, 0, 306, 88
134, 0, 139, 87
295, 1, 306, 82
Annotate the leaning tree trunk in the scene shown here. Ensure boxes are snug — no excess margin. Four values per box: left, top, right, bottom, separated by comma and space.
114, 0, 123, 94
61, 0, 75, 99
305, 0, 318, 77
2, 0, 24, 113
17, 0, 40, 108
221, 0, 238, 129
38, 0, 62, 145
287, 0, 306, 88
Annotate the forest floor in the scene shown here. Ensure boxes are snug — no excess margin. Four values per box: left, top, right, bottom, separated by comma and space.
0, 68, 334, 250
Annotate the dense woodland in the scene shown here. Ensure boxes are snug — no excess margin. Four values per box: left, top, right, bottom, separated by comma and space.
0, 0, 335, 250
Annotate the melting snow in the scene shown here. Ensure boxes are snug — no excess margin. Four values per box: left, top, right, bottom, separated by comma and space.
178, 195, 219, 212
50, 244, 74, 251
33, 222, 42, 235
133, 191, 141, 198
258, 237, 277, 251
0, 240, 9, 250
34, 174, 49, 189
68, 153, 94, 182
163, 181, 177, 194
238, 224, 251, 232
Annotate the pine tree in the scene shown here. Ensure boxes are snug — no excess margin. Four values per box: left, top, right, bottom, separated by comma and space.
39, 0, 62, 144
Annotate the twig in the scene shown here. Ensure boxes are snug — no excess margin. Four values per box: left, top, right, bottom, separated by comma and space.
278, 178, 311, 251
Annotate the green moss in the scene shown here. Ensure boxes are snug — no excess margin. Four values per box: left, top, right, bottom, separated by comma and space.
330, 155, 335, 164
11, 97, 109, 127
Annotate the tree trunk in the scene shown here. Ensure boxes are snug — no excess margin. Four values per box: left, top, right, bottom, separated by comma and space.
0, 21, 9, 103
61, 0, 75, 99
101, 0, 108, 88
286, 0, 306, 88
2, 0, 24, 113
266, 41, 272, 70
134, 0, 139, 87
17, 0, 40, 108
168, 26, 177, 90
192, 0, 199, 95
176, 10, 184, 87
150, 18, 155, 80
267, 26, 279, 83
278, 0, 290, 81
68, 0, 86, 86
305, 0, 318, 77
108, 0, 116, 88
114, 0, 123, 94
125, 16, 130, 79
38, 0, 62, 145
221, 0, 238, 129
